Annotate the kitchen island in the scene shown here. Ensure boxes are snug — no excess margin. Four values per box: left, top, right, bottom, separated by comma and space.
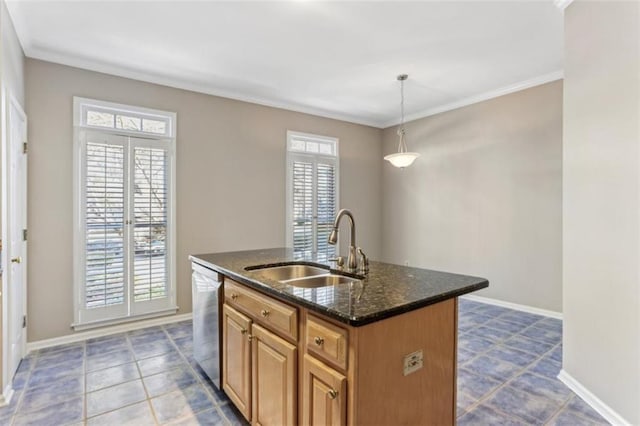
190, 248, 488, 426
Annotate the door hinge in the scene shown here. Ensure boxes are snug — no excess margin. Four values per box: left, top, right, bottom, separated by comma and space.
23, 142, 27, 154
22, 315, 26, 328
23, 229, 27, 241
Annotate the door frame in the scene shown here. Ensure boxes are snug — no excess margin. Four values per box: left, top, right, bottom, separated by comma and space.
1, 88, 28, 401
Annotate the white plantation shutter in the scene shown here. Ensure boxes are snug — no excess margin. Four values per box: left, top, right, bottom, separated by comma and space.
74, 98, 176, 328
316, 162, 336, 260
292, 161, 314, 256
133, 146, 168, 302
287, 132, 338, 260
85, 141, 126, 308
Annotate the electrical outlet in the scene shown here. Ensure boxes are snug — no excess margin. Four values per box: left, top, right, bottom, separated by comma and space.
403, 350, 423, 376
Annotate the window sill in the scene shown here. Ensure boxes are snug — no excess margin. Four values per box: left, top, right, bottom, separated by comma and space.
71, 306, 179, 331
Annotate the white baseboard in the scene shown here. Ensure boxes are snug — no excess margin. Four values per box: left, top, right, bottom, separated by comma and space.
0, 385, 14, 407
460, 294, 563, 320
27, 312, 193, 353
558, 369, 630, 426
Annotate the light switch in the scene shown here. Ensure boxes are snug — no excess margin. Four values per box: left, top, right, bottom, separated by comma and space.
403, 350, 423, 376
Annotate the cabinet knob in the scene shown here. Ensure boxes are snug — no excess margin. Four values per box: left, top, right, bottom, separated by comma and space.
247, 334, 254, 341
261, 309, 270, 318
314, 336, 324, 346
11, 257, 21, 264
328, 389, 338, 400
241, 328, 248, 335
231, 293, 238, 301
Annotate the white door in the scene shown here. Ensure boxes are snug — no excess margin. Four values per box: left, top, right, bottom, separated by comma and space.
7, 96, 27, 379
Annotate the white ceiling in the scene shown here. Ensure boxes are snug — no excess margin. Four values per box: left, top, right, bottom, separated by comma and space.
7, 1, 564, 128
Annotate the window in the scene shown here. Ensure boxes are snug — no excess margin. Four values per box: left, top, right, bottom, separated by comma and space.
73, 97, 176, 329
286, 131, 338, 261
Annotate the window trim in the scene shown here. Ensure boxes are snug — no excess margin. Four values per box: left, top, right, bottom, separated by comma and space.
285, 130, 339, 257
72, 97, 177, 330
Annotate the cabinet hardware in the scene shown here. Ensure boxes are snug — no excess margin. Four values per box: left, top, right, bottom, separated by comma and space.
260, 309, 270, 318
247, 334, 253, 341
11, 257, 21, 264
328, 389, 338, 400
314, 336, 324, 346
231, 293, 238, 301
241, 328, 248, 335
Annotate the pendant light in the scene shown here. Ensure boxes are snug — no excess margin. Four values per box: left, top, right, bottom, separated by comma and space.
384, 74, 420, 168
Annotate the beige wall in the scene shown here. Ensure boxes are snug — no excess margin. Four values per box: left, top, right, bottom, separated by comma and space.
563, 1, 640, 424
25, 59, 382, 341
382, 80, 563, 312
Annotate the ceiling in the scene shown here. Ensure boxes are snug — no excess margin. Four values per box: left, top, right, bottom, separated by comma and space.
6, 1, 564, 128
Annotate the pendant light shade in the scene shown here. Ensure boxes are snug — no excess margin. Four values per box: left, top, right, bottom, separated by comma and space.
384, 74, 420, 168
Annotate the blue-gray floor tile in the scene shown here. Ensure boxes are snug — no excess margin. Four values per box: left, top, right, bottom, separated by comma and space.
566, 395, 609, 424
151, 384, 215, 423
172, 407, 227, 426
473, 325, 514, 342
458, 299, 484, 311
503, 335, 554, 357
13, 395, 83, 426
527, 356, 561, 379
18, 375, 83, 413
457, 367, 502, 400
86, 361, 140, 393
483, 318, 530, 334
484, 345, 538, 368
465, 355, 523, 381
219, 402, 249, 426
457, 347, 476, 364
458, 404, 526, 426
86, 379, 147, 418
86, 335, 129, 357
27, 359, 83, 388
164, 321, 193, 340
486, 386, 562, 424
459, 311, 494, 326
471, 304, 511, 318
518, 325, 562, 345
549, 344, 563, 363
132, 340, 177, 360
86, 347, 134, 372
498, 311, 545, 327
87, 401, 155, 426
34, 346, 84, 369
547, 407, 607, 426
143, 365, 198, 398
509, 372, 573, 404
138, 350, 186, 377
458, 334, 495, 353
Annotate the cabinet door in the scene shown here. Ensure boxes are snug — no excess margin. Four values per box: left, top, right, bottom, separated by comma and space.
222, 304, 252, 421
302, 354, 347, 426
251, 324, 297, 426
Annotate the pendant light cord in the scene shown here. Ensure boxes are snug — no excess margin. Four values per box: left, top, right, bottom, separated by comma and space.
397, 76, 408, 153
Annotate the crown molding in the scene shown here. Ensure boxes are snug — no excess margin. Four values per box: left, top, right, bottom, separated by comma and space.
24, 45, 563, 130
380, 70, 564, 128
553, 0, 574, 11
24, 46, 382, 128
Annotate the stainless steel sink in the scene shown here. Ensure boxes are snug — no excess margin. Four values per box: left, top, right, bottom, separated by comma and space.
251, 264, 328, 281
286, 274, 359, 288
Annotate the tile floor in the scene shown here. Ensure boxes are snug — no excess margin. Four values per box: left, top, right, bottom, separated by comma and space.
0, 300, 609, 425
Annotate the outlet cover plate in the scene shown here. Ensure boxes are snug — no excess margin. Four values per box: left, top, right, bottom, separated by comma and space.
403, 350, 423, 376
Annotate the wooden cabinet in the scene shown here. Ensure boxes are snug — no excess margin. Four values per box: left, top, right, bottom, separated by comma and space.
302, 354, 347, 426
222, 301, 297, 425
222, 304, 252, 421
221, 275, 457, 426
252, 323, 297, 426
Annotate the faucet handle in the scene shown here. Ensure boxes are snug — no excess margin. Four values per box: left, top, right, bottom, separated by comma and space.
356, 248, 369, 274
329, 256, 345, 268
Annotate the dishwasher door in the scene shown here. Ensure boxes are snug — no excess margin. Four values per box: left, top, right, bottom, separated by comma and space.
192, 262, 222, 389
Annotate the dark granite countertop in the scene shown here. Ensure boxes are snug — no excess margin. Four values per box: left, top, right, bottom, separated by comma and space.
190, 248, 488, 327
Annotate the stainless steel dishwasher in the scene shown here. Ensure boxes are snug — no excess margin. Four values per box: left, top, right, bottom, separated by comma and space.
192, 262, 223, 389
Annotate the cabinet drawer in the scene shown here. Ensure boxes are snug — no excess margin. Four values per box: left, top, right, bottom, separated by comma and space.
225, 279, 298, 341
306, 314, 348, 370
